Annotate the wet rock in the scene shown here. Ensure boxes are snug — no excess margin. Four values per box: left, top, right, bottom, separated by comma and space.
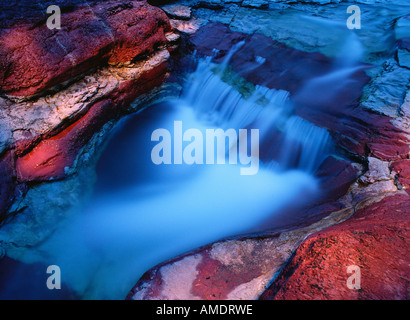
368, 141, 409, 161
397, 40, 410, 69
395, 16, 410, 69
16, 100, 115, 181
127, 203, 356, 300
127, 238, 289, 300
162, 4, 192, 20
361, 59, 410, 118
0, 0, 177, 184
0, 0, 171, 97
0, 48, 171, 183
316, 155, 361, 201
126, 237, 303, 300
351, 180, 398, 204
0, 0, 177, 225
359, 157, 393, 185
391, 160, 410, 189
242, 0, 269, 9
195, 0, 225, 10
260, 193, 410, 300
170, 18, 203, 34
393, 89, 410, 138
0, 122, 112, 252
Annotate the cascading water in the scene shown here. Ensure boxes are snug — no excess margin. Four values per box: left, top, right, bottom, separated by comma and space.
1, 42, 335, 300
183, 48, 333, 173
294, 32, 366, 111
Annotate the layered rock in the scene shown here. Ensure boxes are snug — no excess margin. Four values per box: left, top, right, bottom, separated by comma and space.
0, 0, 171, 97
127, 205, 354, 300
0, 0, 178, 217
260, 193, 410, 300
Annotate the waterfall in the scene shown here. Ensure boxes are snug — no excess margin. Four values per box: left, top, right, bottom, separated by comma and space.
2, 40, 335, 300
183, 51, 333, 173
294, 32, 366, 112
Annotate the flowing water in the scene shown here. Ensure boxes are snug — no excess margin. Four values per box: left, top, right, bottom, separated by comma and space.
27, 47, 337, 299
1, 35, 366, 299
1, 0, 407, 301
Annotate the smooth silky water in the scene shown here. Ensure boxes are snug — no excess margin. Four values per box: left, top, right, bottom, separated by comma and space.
1, 0, 406, 299
3, 41, 353, 299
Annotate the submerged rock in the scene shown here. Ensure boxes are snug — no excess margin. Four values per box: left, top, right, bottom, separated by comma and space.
395, 16, 410, 69
127, 204, 354, 300
241, 0, 269, 9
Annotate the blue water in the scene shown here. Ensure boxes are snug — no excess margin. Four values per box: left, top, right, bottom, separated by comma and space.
2, 53, 335, 300
35, 101, 320, 299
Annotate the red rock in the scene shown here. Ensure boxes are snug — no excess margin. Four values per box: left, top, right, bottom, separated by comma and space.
191, 22, 409, 163
161, 4, 192, 21
368, 141, 409, 161
110, 60, 169, 108
273, 201, 345, 231
391, 160, 410, 188
1, 1, 174, 183
127, 249, 268, 300
190, 251, 265, 300
191, 23, 334, 94
260, 194, 410, 300
316, 156, 361, 200
338, 117, 407, 160
126, 235, 286, 300
16, 99, 115, 181
0, 0, 171, 97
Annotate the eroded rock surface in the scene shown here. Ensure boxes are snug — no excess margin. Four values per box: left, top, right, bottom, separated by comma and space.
0, 0, 409, 301
0, 0, 178, 217
127, 205, 354, 300
127, 0, 410, 301
260, 193, 410, 300
0, 0, 171, 97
